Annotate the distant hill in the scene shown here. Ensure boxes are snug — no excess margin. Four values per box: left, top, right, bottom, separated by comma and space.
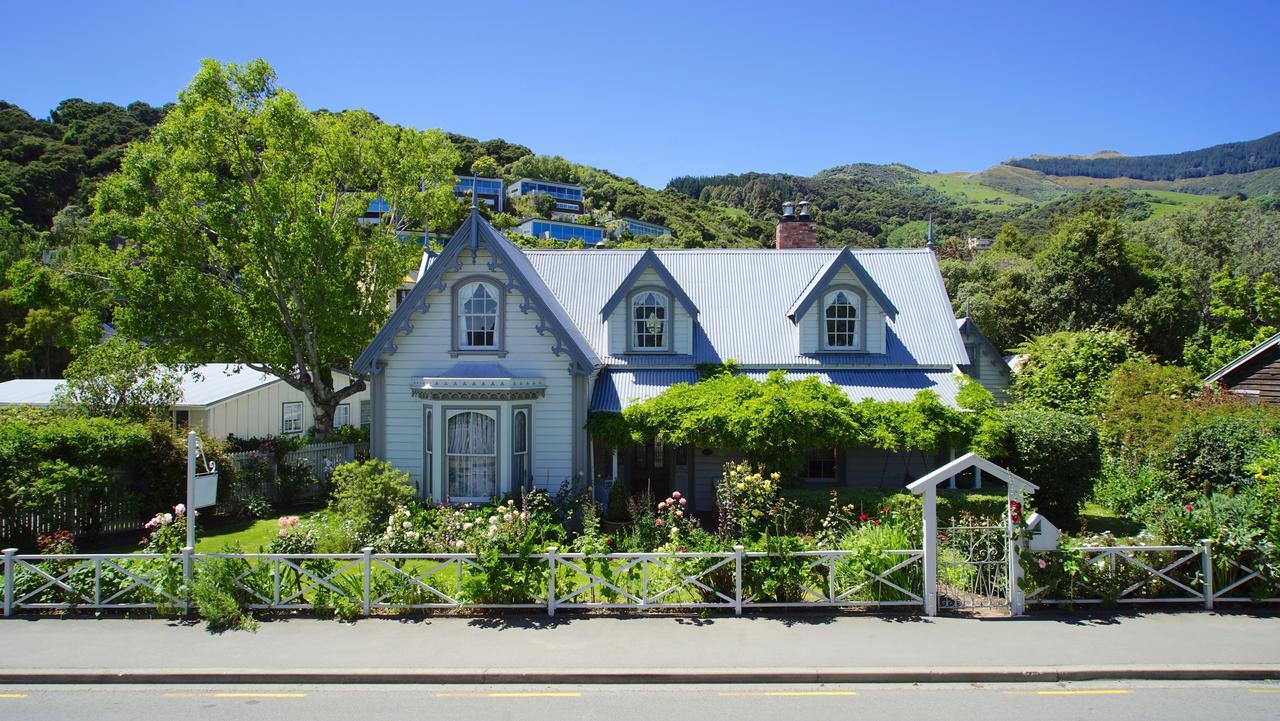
1007, 131, 1280, 182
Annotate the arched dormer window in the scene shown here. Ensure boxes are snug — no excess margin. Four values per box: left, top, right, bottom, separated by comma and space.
457, 280, 500, 350
630, 290, 670, 351
822, 289, 861, 350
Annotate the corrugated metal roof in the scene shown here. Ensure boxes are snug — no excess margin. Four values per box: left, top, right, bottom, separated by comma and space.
527, 248, 966, 368
590, 368, 964, 412
0, 379, 62, 406
0, 364, 282, 409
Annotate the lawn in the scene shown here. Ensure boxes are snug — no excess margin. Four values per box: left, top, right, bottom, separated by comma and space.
80, 510, 324, 554
1078, 501, 1143, 537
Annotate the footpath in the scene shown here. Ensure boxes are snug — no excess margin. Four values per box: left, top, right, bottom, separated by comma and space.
1, 611, 1278, 684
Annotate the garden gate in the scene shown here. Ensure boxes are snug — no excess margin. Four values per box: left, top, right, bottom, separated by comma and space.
908, 453, 1037, 616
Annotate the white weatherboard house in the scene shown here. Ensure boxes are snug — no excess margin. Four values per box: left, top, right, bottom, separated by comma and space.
0, 364, 369, 441
355, 207, 973, 510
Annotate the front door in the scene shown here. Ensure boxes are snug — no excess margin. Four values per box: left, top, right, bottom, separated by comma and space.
628, 439, 670, 502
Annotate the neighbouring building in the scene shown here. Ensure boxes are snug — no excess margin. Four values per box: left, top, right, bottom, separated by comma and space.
1204, 331, 1280, 403
355, 204, 972, 509
0, 365, 370, 440
514, 218, 607, 245
506, 178, 587, 215
615, 217, 671, 239
956, 312, 1011, 403
453, 176, 505, 212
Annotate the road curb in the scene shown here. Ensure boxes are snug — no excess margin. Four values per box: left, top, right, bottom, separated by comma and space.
2, 666, 1279, 685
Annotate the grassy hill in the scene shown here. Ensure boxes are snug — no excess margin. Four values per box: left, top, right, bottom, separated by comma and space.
1007, 131, 1280, 181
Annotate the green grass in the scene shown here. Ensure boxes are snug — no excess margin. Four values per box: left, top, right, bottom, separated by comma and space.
1078, 501, 1143, 537
909, 170, 1034, 211
1136, 189, 1216, 221
79, 510, 324, 554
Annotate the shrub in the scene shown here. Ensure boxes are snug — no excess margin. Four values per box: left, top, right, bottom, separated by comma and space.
999, 407, 1101, 530
191, 546, 258, 632
1010, 329, 1142, 416
605, 478, 630, 522
1097, 360, 1201, 464
1164, 413, 1275, 498
714, 461, 782, 538
326, 460, 415, 546
1091, 455, 1166, 523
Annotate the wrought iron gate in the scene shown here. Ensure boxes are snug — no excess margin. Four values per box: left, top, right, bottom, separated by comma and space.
936, 522, 1009, 610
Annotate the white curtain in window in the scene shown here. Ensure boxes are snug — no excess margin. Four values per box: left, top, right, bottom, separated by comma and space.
447, 411, 497, 499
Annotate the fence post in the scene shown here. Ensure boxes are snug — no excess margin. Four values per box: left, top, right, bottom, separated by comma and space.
181, 546, 194, 615
1202, 538, 1214, 610
3, 548, 16, 617
362, 546, 373, 617
733, 545, 744, 616
922, 486, 937, 616
546, 546, 558, 617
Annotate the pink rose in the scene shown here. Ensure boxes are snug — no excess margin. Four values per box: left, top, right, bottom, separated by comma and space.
1185, 504, 1194, 511
678, 498, 687, 506
1037, 558, 1048, 569
655, 519, 663, 527
672, 491, 681, 499
174, 504, 186, 516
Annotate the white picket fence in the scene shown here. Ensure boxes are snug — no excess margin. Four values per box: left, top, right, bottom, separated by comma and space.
2, 543, 1273, 618
1, 546, 926, 617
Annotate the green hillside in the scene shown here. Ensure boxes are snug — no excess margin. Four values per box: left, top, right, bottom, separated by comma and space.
1008, 131, 1280, 181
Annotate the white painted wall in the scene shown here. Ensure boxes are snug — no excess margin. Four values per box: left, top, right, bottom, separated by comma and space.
199, 373, 369, 440
379, 247, 581, 498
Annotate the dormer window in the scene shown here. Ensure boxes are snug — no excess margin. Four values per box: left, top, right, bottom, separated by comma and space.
823, 289, 861, 350
458, 280, 500, 349
630, 290, 670, 351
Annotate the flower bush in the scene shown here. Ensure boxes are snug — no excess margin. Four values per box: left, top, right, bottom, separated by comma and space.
715, 462, 781, 538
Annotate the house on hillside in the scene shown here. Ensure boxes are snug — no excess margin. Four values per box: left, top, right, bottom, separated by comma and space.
506, 178, 586, 215
1204, 332, 1280, 403
354, 202, 974, 509
0, 364, 369, 440
955, 312, 1011, 403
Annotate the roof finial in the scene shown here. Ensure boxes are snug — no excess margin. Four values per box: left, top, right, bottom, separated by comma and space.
471, 176, 479, 209
927, 214, 935, 251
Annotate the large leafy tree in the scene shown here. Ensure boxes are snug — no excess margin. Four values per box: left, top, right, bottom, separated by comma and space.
92, 59, 460, 436
51, 336, 182, 421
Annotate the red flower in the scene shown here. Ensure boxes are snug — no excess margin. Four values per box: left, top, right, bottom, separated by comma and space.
1185, 504, 1194, 511
858, 513, 869, 522
873, 519, 882, 526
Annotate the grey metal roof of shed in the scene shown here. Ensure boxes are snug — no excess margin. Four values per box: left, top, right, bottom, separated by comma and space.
527, 248, 966, 368
590, 368, 965, 412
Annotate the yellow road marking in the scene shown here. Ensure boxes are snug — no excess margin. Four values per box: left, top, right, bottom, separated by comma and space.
163, 693, 306, 698
436, 692, 582, 698
719, 691, 857, 697
0, 694, 28, 699
1250, 689, 1280, 693
1005, 690, 1131, 696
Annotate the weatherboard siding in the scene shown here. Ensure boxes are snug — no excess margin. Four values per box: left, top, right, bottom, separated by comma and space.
202, 374, 368, 440
380, 248, 580, 495
1219, 345, 1280, 405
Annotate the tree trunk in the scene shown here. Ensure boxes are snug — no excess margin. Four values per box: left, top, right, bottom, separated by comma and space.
310, 396, 337, 440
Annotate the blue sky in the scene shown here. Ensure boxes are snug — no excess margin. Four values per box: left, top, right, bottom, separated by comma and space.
4, 1, 1278, 188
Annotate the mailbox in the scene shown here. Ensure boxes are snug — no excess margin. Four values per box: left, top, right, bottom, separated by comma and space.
1024, 512, 1060, 552
193, 472, 219, 509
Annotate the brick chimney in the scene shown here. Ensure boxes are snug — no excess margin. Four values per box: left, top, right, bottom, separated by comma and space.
775, 200, 817, 249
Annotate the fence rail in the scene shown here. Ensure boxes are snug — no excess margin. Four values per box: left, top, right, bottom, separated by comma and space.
2, 542, 1275, 618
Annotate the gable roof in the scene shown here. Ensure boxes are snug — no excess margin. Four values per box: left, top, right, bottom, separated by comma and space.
353, 209, 600, 375
0, 364, 286, 409
599, 248, 699, 319
907, 452, 1038, 495
527, 247, 965, 367
787, 247, 899, 320
1205, 331, 1280, 385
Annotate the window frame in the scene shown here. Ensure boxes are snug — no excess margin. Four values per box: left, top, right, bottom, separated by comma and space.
818, 285, 865, 352
627, 286, 673, 353
443, 406, 501, 504
423, 406, 434, 500
511, 405, 532, 491
281, 401, 304, 435
803, 447, 839, 484
334, 403, 351, 428
451, 276, 507, 356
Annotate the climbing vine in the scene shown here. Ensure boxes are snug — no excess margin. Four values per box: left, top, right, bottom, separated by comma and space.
586, 370, 993, 481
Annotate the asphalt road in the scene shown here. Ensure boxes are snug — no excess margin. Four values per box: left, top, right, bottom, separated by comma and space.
1, 681, 1278, 721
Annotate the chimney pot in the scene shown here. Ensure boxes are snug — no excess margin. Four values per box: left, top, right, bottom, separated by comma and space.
781, 201, 795, 218
775, 201, 817, 250
797, 200, 811, 218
